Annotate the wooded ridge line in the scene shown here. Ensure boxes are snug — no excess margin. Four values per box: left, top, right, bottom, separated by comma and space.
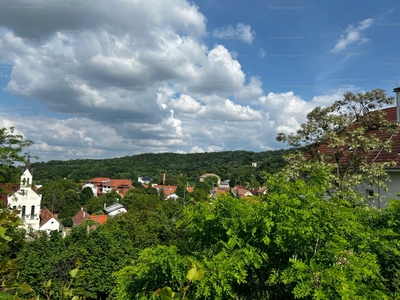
30, 149, 293, 182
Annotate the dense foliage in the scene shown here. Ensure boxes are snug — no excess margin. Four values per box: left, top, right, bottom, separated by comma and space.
30, 150, 291, 183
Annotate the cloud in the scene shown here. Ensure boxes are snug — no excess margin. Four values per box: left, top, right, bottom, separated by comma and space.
331, 18, 374, 52
212, 23, 255, 44
259, 48, 266, 58
190, 146, 204, 153
0, 0, 370, 161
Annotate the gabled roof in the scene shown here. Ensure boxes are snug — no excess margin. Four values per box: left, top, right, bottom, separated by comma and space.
85, 177, 111, 183
315, 107, 400, 167
72, 208, 91, 226
40, 207, 61, 228
152, 185, 178, 195
104, 203, 126, 214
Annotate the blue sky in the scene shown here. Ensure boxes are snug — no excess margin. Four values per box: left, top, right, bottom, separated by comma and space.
0, 0, 399, 161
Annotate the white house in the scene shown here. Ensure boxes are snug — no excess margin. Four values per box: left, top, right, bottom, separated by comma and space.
220, 180, 230, 188
104, 202, 127, 217
39, 208, 65, 236
138, 176, 153, 184
7, 167, 41, 232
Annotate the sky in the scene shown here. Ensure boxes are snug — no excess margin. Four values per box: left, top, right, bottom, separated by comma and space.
0, 0, 399, 162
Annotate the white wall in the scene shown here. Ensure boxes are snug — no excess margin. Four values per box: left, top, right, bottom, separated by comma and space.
40, 217, 60, 233
82, 183, 97, 197
356, 171, 400, 208
8, 188, 41, 231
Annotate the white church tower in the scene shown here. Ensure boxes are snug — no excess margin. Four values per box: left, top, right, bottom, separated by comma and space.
8, 161, 42, 232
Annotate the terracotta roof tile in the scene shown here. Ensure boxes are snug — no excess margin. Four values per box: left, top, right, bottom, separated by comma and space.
313, 107, 400, 166
89, 215, 108, 224
40, 208, 60, 228
0, 183, 20, 205
72, 208, 91, 226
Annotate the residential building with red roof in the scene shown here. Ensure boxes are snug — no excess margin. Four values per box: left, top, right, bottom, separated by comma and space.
89, 214, 108, 225
82, 177, 133, 197
39, 208, 64, 235
72, 208, 91, 227
310, 87, 400, 208
0, 183, 19, 206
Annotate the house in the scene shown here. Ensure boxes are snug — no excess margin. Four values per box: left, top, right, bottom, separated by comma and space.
209, 187, 230, 198
219, 180, 230, 188
249, 186, 268, 196
89, 214, 108, 225
71, 207, 108, 227
72, 207, 91, 227
138, 176, 153, 184
311, 87, 400, 208
152, 184, 178, 199
39, 207, 64, 235
199, 173, 221, 186
82, 177, 133, 197
231, 186, 253, 198
7, 166, 42, 232
0, 183, 19, 206
104, 202, 127, 217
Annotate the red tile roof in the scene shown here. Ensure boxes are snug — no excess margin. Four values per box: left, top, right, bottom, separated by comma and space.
0, 183, 19, 205
152, 185, 178, 196
86, 177, 111, 183
314, 107, 400, 166
40, 207, 60, 227
89, 215, 108, 224
72, 208, 91, 226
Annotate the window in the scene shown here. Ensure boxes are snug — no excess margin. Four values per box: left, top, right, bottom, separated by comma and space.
22, 178, 26, 185
366, 189, 374, 197
31, 206, 35, 219
12, 206, 16, 210
21, 206, 26, 219
27, 178, 30, 185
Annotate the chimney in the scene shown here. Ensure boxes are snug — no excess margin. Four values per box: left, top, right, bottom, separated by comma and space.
394, 86, 400, 122
162, 173, 166, 185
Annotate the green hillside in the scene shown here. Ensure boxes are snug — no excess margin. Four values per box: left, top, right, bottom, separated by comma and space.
31, 149, 293, 183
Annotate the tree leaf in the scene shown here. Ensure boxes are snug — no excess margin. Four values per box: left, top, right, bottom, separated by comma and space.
19, 282, 33, 294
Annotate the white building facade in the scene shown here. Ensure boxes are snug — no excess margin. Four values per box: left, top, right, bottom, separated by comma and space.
7, 168, 42, 231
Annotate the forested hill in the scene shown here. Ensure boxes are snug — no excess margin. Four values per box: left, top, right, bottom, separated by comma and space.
30, 149, 293, 183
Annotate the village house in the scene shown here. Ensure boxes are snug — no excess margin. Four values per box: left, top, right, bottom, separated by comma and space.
104, 201, 127, 217
231, 186, 253, 198
138, 176, 153, 184
82, 177, 133, 197
249, 186, 268, 196
219, 180, 230, 188
72, 207, 108, 226
39, 207, 65, 236
312, 87, 400, 208
152, 184, 179, 200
